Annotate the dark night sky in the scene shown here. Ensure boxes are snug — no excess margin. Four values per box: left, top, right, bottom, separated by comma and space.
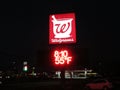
0, 1, 119, 75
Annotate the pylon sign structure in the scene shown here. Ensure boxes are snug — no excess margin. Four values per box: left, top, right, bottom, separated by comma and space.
49, 13, 76, 44
49, 13, 76, 66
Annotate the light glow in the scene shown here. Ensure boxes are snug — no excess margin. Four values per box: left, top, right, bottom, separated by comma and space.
23, 65, 28, 71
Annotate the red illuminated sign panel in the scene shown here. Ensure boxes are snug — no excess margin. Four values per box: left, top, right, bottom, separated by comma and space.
49, 13, 76, 44
54, 50, 72, 65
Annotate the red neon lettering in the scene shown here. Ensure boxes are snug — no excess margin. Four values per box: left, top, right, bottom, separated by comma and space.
54, 50, 72, 65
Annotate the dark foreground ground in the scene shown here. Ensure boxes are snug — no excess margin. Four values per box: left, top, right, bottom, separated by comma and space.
0, 79, 82, 90
0, 78, 120, 90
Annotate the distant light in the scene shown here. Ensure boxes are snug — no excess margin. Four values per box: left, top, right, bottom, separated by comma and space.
23, 65, 28, 71
23, 61, 28, 72
0, 76, 2, 79
23, 61, 27, 65
5, 76, 10, 79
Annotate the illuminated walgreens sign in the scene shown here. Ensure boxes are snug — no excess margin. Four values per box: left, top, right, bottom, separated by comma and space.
54, 50, 72, 65
49, 13, 76, 44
